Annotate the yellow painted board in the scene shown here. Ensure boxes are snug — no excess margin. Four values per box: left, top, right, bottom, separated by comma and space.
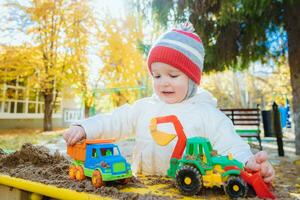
0, 174, 109, 200
120, 175, 226, 200
0, 173, 226, 200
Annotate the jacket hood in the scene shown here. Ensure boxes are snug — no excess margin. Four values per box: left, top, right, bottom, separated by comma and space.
186, 88, 217, 107
151, 88, 217, 107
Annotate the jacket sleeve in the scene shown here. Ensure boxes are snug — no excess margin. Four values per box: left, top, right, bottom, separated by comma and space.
204, 107, 253, 164
74, 101, 141, 140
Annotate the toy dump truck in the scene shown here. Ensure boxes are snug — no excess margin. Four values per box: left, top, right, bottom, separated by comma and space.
67, 139, 132, 188
150, 115, 275, 199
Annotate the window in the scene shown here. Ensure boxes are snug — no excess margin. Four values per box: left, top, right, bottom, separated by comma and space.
38, 103, 44, 113
6, 88, 15, 99
29, 90, 37, 101
0, 77, 61, 115
197, 144, 205, 160
106, 149, 112, 156
4, 102, 9, 113
92, 148, 98, 158
113, 147, 119, 156
54, 103, 61, 113
28, 103, 36, 113
16, 102, 24, 113
0, 84, 4, 99
10, 102, 15, 113
198, 144, 204, 155
100, 148, 107, 156
188, 144, 194, 155
17, 89, 25, 100
100, 148, 118, 156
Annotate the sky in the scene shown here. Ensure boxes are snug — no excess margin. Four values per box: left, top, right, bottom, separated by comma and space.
0, 1, 31, 46
0, 0, 126, 45
92, 0, 126, 19
87, 0, 127, 86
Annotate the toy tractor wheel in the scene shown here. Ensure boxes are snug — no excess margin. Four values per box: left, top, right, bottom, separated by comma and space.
92, 170, 104, 188
75, 166, 86, 181
224, 176, 248, 198
175, 165, 203, 196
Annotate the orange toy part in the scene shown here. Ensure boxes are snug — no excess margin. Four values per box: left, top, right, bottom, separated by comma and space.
67, 138, 115, 161
75, 166, 86, 181
154, 115, 187, 159
240, 170, 275, 199
69, 165, 77, 180
85, 138, 115, 144
92, 170, 104, 188
224, 166, 276, 199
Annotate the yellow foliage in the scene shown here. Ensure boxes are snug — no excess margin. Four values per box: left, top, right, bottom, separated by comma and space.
0, 0, 95, 96
0, 0, 96, 126
98, 14, 147, 108
0, 45, 40, 84
202, 63, 292, 109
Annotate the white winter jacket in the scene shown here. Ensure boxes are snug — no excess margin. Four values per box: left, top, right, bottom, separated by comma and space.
78, 88, 253, 175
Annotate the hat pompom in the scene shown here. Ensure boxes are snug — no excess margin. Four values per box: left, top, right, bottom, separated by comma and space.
179, 21, 195, 33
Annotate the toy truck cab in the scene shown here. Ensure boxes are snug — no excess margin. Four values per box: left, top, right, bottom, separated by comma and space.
184, 137, 243, 169
68, 139, 132, 188
85, 143, 131, 178
168, 137, 243, 178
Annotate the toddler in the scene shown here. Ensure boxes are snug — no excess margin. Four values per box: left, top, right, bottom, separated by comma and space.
64, 23, 274, 183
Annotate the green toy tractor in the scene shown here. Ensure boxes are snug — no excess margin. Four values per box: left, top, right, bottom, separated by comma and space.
150, 115, 275, 199
168, 137, 247, 198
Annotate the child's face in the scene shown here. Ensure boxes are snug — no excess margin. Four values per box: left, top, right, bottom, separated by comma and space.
151, 62, 189, 104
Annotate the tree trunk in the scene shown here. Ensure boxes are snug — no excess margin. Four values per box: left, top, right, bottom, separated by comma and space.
43, 93, 54, 131
84, 103, 90, 118
284, 1, 300, 154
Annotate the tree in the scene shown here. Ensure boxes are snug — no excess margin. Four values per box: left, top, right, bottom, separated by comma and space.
147, 0, 300, 154
0, 45, 39, 82
202, 61, 292, 108
2, 0, 94, 131
98, 15, 147, 107
63, 1, 96, 118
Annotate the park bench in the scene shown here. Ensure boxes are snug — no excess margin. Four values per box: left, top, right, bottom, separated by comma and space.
221, 107, 262, 150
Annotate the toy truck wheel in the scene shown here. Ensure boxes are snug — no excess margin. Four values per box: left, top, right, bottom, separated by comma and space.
118, 178, 130, 185
92, 170, 103, 188
175, 165, 203, 196
75, 166, 86, 181
224, 176, 248, 198
69, 166, 76, 180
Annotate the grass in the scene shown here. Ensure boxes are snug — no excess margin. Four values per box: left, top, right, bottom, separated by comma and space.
0, 128, 64, 151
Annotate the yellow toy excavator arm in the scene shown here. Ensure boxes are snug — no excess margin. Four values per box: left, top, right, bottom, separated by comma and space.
149, 118, 176, 146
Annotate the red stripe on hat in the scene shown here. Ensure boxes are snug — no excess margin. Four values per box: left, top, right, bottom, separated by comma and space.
148, 46, 201, 85
172, 29, 202, 43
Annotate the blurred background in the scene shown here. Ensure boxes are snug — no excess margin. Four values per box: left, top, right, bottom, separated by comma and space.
0, 0, 299, 154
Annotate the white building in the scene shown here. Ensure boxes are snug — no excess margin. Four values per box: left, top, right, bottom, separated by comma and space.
0, 77, 83, 129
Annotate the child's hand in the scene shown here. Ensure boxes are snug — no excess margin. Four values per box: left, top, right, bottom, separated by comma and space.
63, 125, 86, 146
245, 151, 275, 183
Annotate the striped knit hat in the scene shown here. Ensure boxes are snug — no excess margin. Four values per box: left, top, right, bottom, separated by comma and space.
147, 22, 205, 85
